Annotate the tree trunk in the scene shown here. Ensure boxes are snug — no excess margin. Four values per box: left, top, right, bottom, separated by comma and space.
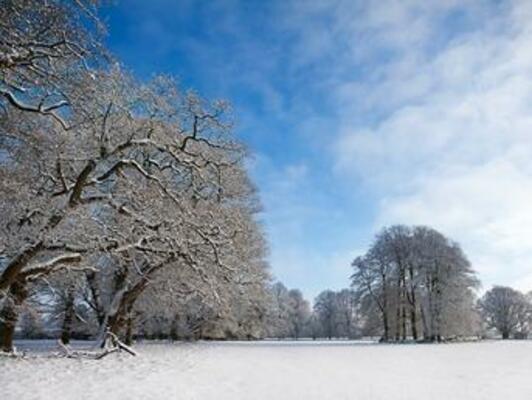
0, 318, 16, 353
86, 271, 105, 326
124, 304, 134, 346
401, 297, 407, 341
429, 276, 437, 342
395, 276, 401, 341
60, 288, 75, 345
108, 312, 125, 337
97, 260, 166, 347
0, 302, 17, 353
407, 266, 418, 341
381, 274, 389, 342
434, 284, 442, 342
410, 308, 418, 341
0, 279, 29, 352
502, 331, 510, 340
100, 286, 143, 346
401, 272, 407, 341
0, 245, 41, 352
170, 314, 179, 341
125, 314, 133, 346
382, 312, 389, 342
420, 304, 428, 341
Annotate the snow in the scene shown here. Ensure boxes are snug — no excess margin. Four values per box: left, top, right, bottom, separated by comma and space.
2, 340, 532, 399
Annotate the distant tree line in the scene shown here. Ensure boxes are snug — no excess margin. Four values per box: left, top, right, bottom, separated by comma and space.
252, 225, 532, 342
8, 222, 532, 345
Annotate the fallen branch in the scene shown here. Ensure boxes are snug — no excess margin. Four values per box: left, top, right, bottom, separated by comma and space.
106, 331, 138, 356
57, 330, 137, 360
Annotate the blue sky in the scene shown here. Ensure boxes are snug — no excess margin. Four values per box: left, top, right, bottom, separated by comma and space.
102, 0, 532, 300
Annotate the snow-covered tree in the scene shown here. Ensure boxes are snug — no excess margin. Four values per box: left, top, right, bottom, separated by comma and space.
479, 286, 531, 339
287, 289, 311, 339
352, 225, 479, 342
0, 1, 271, 352
1, 0, 105, 129
314, 290, 338, 339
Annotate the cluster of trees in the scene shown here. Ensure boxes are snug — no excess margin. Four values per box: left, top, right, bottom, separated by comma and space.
0, 0, 274, 353
311, 289, 359, 339
265, 285, 360, 340
264, 223, 532, 342
267, 283, 311, 339
351, 225, 532, 342
351, 225, 480, 342
267, 225, 532, 342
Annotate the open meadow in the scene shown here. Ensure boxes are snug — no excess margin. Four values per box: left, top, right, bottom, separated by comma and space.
2, 340, 531, 400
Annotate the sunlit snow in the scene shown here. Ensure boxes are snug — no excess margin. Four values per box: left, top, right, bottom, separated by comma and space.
2, 340, 531, 400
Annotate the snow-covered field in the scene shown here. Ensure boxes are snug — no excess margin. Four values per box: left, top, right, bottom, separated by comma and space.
2, 340, 532, 399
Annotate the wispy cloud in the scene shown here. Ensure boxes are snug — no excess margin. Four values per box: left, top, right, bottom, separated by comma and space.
332, 0, 532, 292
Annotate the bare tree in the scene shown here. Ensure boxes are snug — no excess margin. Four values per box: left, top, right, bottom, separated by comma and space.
268, 282, 292, 338
287, 289, 311, 339
351, 241, 392, 341
335, 289, 359, 339
352, 225, 479, 343
314, 290, 338, 340
479, 286, 531, 339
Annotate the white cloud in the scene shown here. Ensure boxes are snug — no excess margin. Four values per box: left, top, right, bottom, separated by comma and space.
332, 0, 532, 292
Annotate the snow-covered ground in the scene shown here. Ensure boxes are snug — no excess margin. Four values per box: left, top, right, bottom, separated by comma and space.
2, 340, 532, 399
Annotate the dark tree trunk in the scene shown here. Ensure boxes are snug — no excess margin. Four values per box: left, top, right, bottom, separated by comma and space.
502, 331, 510, 340
103, 286, 144, 344
86, 271, 105, 326
410, 309, 418, 341
401, 273, 407, 341
395, 276, 401, 341
381, 273, 389, 342
434, 284, 442, 342
170, 314, 179, 341
98, 260, 168, 348
420, 305, 428, 341
0, 303, 17, 353
429, 275, 438, 342
108, 312, 125, 337
0, 279, 29, 352
407, 266, 418, 341
124, 304, 134, 346
125, 315, 133, 346
0, 319, 16, 353
382, 314, 389, 342
60, 289, 75, 345
401, 300, 407, 341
